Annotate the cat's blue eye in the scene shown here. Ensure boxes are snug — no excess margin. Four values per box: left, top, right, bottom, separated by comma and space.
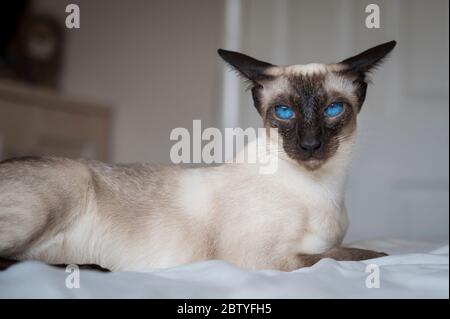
324, 102, 344, 117
274, 105, 295, 120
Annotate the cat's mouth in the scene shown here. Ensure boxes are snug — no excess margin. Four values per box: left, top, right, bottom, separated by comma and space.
282, 149, 329, 170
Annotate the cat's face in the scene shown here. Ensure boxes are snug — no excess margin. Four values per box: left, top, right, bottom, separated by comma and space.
219, 41, 396, 170
256, 65, 361, 170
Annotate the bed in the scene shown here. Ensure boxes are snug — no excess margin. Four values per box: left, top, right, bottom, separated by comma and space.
0, 238, 448, 299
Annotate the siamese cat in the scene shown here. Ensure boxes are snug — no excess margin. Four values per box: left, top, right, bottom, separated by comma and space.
0, 41, 396, 272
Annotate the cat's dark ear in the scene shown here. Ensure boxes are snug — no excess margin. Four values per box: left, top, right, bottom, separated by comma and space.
218, 49, 274, 83
339, 41, 396, 76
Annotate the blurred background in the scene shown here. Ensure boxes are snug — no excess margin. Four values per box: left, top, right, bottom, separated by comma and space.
0, 0, 448, 243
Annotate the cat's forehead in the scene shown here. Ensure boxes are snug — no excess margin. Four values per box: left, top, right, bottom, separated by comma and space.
285, 63, 332, 75
262, 63, 356, 102
265, 62, 343, 76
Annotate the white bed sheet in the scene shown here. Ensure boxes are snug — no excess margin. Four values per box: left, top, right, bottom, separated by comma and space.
0, 239, 448, 299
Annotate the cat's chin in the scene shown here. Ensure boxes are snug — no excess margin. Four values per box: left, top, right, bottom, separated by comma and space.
282, 153, 326, 171
299, 159, 324, 171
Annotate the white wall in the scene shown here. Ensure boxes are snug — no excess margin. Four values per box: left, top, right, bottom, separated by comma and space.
33, 0, 224, 163
229, 0, 449, 242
